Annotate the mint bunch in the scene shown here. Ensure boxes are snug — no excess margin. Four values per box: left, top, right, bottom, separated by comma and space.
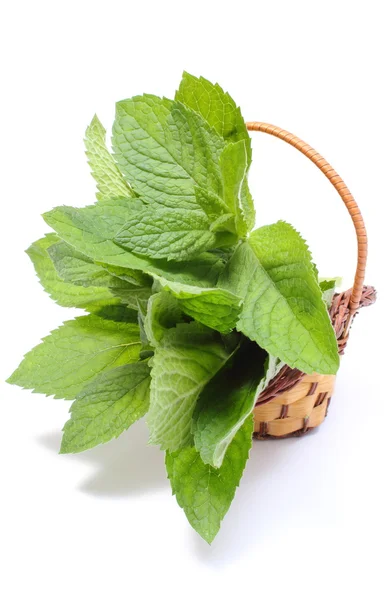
7, 73, 340, 543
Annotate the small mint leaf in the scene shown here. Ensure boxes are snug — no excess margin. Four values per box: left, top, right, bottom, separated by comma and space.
85, 115, 135, 201
60, 362, 150, 454
7, 314, 142, 400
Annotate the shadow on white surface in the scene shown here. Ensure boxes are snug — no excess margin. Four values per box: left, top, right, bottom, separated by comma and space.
37, 419, 338, 564
191, 428, 336, 563
37, 419, 168, 498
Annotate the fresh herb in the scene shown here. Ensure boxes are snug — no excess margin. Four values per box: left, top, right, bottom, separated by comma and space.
7, 72, 340, 543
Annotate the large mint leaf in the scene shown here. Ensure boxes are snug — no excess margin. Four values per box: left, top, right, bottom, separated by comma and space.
193, 341, 267, 468
7, 314, 142, 400
175, 72, 251, 161
48, 240, 151, 310
114, 205, 235, 261
166, 415, 253, 544
43, 200, 227, 285
60, 362, 151, 454
147, 322, 233, 451
26, 234, 120, 310
113, 96, 225, 210
43, 201, 235, 324
219, 221, 340, 374
85, 115, 135, 201
152, 275, 241, 334
43, 199, 154, 271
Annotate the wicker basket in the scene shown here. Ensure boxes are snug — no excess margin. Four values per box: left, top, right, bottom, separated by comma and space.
245, 122, 376, 439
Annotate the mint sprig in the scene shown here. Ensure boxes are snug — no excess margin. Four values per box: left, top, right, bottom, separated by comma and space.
8, 73, 340, 543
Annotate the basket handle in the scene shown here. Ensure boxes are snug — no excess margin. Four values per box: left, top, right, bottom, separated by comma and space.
246, 122, 367, 326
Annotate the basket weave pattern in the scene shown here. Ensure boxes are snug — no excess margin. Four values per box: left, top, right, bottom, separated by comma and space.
245, 123, 376, 439
253, 286, 376, 438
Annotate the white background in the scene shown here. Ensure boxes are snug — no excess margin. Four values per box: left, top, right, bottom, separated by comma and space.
1, 1, 386, 598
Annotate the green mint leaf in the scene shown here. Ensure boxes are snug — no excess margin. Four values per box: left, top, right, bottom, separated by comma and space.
144, 291, 183, 347
136, 298, 154, 359
319, 277, 342, 307
44, 200, 227, 286
85, 115, 135, 201
193, 340, 267, 468
151, 275, 241, 334
113, 96, 225, 210
26, 234, 120, 310
165, 414, 253, 544
147, 322, 233, 451
97, 263, 152, 287
175, 72, 251, 161
48, 239, 121, 288
60, 362, 151, 454
48, 240, 152, 311
194, 186, 231, 220
7, 314, 142, 400
109, 285, 152, 312
93, 305, 138, 323
219, 140, 255, 236
149, 253, 226, 288
209, 213, 237, 234
319, 279, 337, 292
43, 200, 233, 319
114, 205, 236, 261
219, 221, 340, 374
43, 198, 153, 271
175, 74, 255, 233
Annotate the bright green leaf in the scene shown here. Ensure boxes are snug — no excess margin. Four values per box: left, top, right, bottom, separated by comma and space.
194, 186, 230, 220
175, 72, 251, 162
165, 414, 253, 543
152, 275, 241, 334
319, 277, 341, 307
114, 205, 236, 261
26, 234, 120, 310
147, 322, 233, 451
113, 96, 225, 210
43, 198, 154, 271
97, 262, 152, 287
48, 239, 121, 288
43, 200, 227, 287
193, 340, 267, 468
149, 253, 227, 288
85, 114, 135, 201
48, 240, 152, 310
176, 74, 255, 232
219, 140, 255, 236
7, 314, 142, 400
219, 221, 340, 374
136, 298, 154, 359
60, 362, 151, 453
144, 291, 183, 347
